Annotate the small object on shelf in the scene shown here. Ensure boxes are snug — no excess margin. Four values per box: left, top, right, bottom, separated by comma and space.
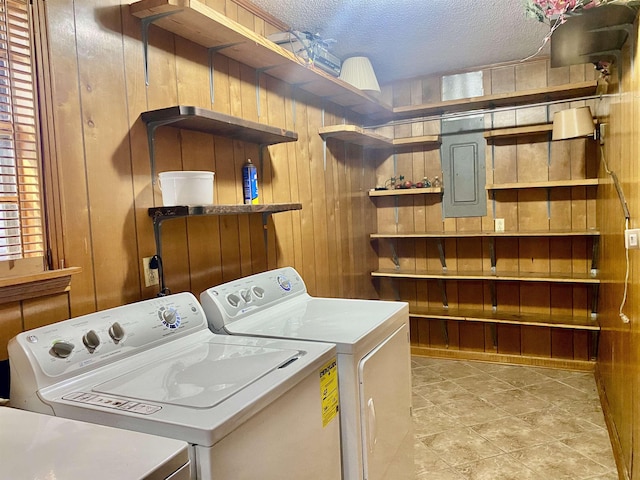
423, 176, 431, 188
242, 159, 259, 205
432, 176, 442, 188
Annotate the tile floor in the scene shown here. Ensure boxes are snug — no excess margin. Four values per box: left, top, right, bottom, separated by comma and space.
411, 356, 618, 480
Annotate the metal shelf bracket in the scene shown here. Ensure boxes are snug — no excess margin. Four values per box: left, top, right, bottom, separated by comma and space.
140, 10, 181, 86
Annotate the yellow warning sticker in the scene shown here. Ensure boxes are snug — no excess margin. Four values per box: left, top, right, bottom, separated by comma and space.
319, 357, 339, 427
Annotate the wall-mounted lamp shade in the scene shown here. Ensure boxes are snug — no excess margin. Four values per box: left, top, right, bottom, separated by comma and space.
338, 56, 381, 95
552, 106, 595, 140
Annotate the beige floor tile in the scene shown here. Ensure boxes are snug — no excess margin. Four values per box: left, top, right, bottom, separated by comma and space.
420, 427, 504, 467
470, 416, 555, 452
561, 429, 618, 470
482, 387, 552, 416
411, 357, 618, 480
454, 454, 540, 480
508, 441, 611, 479
517, 405, 603, 440
436, 395, 510, 427
414, 404, 463, 438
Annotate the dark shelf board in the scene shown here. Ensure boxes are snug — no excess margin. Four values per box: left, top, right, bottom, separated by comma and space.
148, 203, 302, 221
141, 106, 298, 145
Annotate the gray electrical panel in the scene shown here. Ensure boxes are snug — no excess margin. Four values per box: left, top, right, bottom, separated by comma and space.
441, 116, 487, 218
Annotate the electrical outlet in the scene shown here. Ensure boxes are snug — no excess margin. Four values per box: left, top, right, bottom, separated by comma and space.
143, 256, 159, 287
494, 218, 505, 232
625, 229, 640, 250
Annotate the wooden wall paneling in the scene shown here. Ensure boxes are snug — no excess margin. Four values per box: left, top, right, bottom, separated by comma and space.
321, 108, 341, 298
517, 189, 550, 231
340, 143, 359, 298
45, 0, 96, 316
224, 0, 238, 20
232, 63, 257, 277
121, 5, 159, 299
519, 238, 550, 274
551, 329, 575, 359
265, 75, 296, 270
291, 90, 317, 294
305, 96, 331, 297
22, 294, 70, 330
174, 38, 222, 293
521, 323, 552, 357
209, 54, 242, 283
204, 0, 226, 13
73, 0, 140, 310
515, 60, 548, 91
0, 303, 22, 360
497, 324, 521, 355
363, 153, 379, 300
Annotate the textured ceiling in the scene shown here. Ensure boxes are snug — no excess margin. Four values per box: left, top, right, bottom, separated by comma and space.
249, 0, 553, 85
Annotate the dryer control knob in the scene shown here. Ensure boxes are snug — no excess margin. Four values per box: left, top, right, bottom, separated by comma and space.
50, 341, 74, 358
82, 330, 100, 353
109, 322, 125, 343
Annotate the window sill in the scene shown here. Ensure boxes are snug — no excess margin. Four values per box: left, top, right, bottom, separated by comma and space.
0, 267, 82, 305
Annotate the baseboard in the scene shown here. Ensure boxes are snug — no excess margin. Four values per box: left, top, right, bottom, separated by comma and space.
594, 363, 629, 480
411, 346, 595, 371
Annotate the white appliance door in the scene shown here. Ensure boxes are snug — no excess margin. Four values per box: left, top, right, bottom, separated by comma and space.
358, 324, 412, 480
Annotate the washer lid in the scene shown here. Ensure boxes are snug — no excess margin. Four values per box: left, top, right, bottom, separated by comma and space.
225, 298, 406, 350
93, 340, 297, 408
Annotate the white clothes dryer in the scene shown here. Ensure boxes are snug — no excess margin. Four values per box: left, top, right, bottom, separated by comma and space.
9, 292, 341, 480
1, 406, 191, 479
200, 267, 413, 480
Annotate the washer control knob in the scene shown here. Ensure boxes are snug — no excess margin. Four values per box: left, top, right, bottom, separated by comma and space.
50, 341, 74, 359
82, 330, 100, 353
109, 322, 125, 343
227, 293, 241, 307
252, 286, 265, 299
277, 275, 292, 291
240, 289, 252, 303
159, 307, 181, 329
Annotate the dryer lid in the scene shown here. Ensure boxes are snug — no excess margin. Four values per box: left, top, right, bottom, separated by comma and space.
93, 340, 297, 408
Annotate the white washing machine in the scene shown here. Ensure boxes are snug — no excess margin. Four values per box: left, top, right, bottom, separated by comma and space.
8, 292, 341, 480
1, 406, 191, 479
200, 267, 413, 480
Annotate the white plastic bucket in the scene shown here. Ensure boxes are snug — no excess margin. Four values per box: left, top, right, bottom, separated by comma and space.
158, 171, 215, 206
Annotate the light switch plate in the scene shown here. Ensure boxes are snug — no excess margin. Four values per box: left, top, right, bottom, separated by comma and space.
494, 218, 505, 232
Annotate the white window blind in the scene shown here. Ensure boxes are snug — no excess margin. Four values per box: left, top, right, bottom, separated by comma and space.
0, 0, 43, 261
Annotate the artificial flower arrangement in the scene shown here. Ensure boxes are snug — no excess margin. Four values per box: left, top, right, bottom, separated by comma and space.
523, 0, 635, 60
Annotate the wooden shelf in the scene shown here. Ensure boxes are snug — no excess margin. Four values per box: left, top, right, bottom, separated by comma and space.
484, 123, 553, 140
368, 187, 443, 197
148, 203, 302, 220
392, 80, 598, 120
0, 267, 82, 305
371, 230, 600, 239
141, 106, 298, 145
318, 125, 440, 149
486, 179, 599, 190
409, 306, 599, 331
318, 125, 393, 148
130, 0, 393, 118
371, 268, 600, 284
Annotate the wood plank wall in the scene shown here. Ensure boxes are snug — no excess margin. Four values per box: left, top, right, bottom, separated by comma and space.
0, 0, 379, 373
596, 20, 640, 480
374, 59, 600, 362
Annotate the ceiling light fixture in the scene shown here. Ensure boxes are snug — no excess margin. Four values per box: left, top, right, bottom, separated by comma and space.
338, 56, 381, 96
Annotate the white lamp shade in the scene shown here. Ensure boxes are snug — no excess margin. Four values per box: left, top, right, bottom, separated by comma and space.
339, 56, 381, 94
552, 106, 595, 140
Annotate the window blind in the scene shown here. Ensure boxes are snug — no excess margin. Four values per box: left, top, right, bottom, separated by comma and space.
0, 0, 43, 261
